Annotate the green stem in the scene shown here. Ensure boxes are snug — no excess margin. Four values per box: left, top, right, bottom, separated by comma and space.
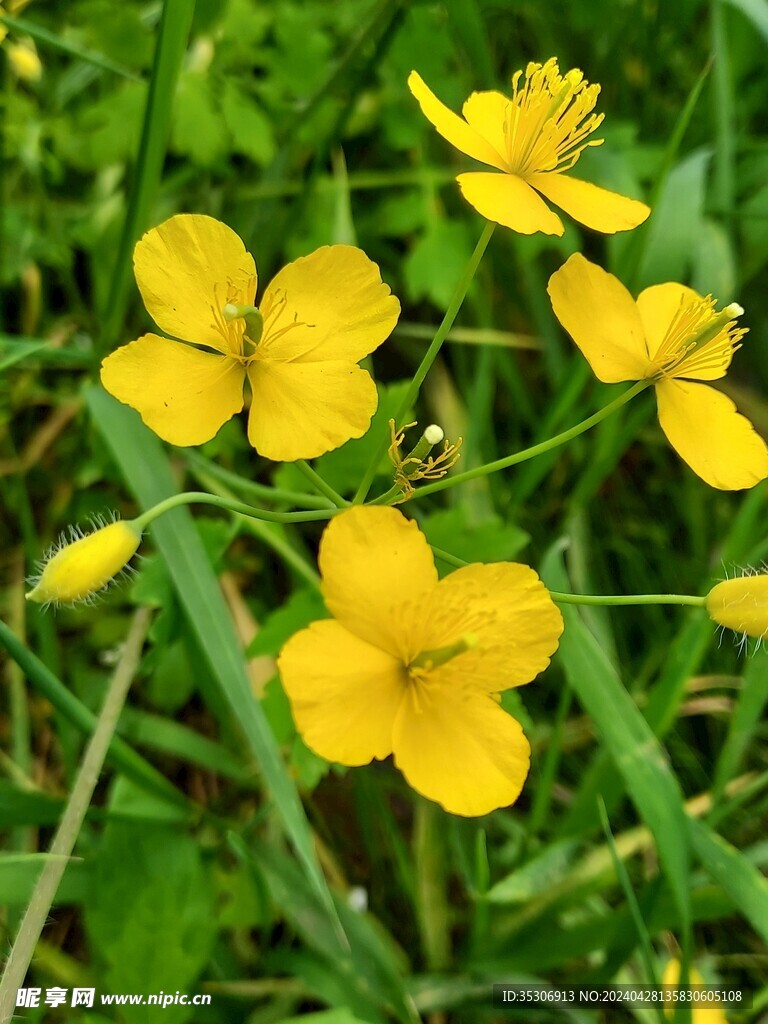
353, 220, 496, 503
184, 451, 335, 509
294, 461, 348, 508
0, 609, 152, 1022
133, 491, 339, 532
406, 379, 650, 500
552, 593, 706, 608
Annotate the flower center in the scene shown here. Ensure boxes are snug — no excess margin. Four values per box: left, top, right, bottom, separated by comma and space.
645, 295, 746, 381
209, 276, 256, 356
503, 58, 604, 177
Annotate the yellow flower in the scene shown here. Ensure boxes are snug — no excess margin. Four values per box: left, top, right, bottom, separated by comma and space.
548, 253, 768, 490
277, 506, 563, 816
706, 572, 768, 639
26, 519, 142, 605
662, 960, 728, 1023
100, 214, 400, 462
408, 58, 649, 236
0, 0, 42, 82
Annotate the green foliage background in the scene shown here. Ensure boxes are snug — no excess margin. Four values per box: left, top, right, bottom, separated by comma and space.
2, 0, 768, 1021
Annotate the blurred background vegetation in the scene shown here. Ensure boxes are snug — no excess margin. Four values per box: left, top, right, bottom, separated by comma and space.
2, 0, 768, 1021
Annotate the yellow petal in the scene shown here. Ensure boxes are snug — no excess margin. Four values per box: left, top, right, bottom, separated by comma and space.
318, 506, 438, 660
528, 172, 650, 233
547, 253, 650, 382
411, 563, 562, 690
636, 282, 732, 379
393, 685, 530, 816
661, 961, 727, 1024
258, 245, 400, 362
134, 214, 256, 352
246, 359, 377, 461
408, 71, 508, 171
656, 378, 768, 489
100, 334, 244, 446
278, 620, 406, 765
456, 172, 564, 235
461, 91, 509, 167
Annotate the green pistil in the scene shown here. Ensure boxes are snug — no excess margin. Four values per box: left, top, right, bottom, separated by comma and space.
409, 634, 478, 671
223, 303, 264, 345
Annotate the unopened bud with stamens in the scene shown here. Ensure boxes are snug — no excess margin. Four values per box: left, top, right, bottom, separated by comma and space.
26, 519, 143, 606
706, 573, 768, 639
223, 303, 264, 344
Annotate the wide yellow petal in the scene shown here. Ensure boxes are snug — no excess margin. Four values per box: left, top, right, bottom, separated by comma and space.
278, 620, 406, 766
409, 563, 563, 691
408, 71, 508, 171
393, 685, 531, 816
246, 359, 377, 461
461, 91, 509, 167
656, 378, 768, 489
547, 253, 650, 382
318, 506, 438, 660
134, 214, 257, 353
528, 172, 650, 233
258, 245, 400, 362
456, 172, 564, 235
100, 334, 245, 446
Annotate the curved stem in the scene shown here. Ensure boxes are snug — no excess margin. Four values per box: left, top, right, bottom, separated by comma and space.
294, 460, 348, 508
133, 491, 339, 532
551, 592, 706, 608
410, 379, 650, 500
353, 220, 496, 504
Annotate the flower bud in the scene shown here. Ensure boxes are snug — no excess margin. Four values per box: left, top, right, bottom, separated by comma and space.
26, 519, 142, 605
705, 574, 768, 638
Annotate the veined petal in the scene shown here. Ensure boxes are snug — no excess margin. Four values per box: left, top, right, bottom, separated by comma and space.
393, 685, 530, 816
259, 245, 400, 362
134, 214, 257, 353
408, 71, 508, 171
547, 253, 650, 382
528, 172, 650, 233
279, 620, 406, 765
456, 172, 564, 235
656, 379, 768, 490
461, 91, 510, 167
319, 506, 438, 660
412, 563, 562, 691
637, 283, 700, 359
100, 334, 245, 446
246, 359, 377, 461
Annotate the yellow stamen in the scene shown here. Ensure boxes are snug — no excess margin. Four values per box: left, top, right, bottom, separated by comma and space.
504, 58, 604, 176
646, 296, 746, 381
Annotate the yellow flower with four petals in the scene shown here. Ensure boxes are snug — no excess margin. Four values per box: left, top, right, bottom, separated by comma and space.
548, 253, 768, 490
278, 506, 563, 816
101, 214, 400, 462
408, 57, 650, 236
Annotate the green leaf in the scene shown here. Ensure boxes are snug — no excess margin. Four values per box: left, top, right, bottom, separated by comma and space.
486, 841, 581, 905
403, 220, 474, 309
84, 822, 216, 1021
172, 70, 229, 166
721, 0, 768, 45
688, 818, 768, 944
247, 588, 327, 658
420, 507, 529, 565
221, 79, 276, 165
541, 543, 691, 934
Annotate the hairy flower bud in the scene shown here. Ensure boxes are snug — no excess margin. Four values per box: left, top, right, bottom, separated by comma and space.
26, 519, 142, 605
705, 574, 768, 638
